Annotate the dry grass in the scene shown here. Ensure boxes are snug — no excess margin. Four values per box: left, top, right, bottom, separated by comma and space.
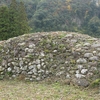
0, 80, 100, 100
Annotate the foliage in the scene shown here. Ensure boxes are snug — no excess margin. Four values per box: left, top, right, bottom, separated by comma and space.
88, 16, 100, 36
18, 2, 30, 35
28, 0, 100, 37
0, 0, 30, 40
90, 79, 100, 88
1, 0, 100, 37
0, 6, 10, 40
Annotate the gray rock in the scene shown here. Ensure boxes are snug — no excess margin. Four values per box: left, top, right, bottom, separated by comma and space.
32, 68, 37, 73
7, 67, 12, 72
40, 52, 45, 57
76, 70, 79, 74
98, 53, 100, 57
87, 72, 93, 78
28, 72, 33, 75
69, 70, 74, 74
36, 59, 41, 64
12, 75, 16, 78
29, 44, 35, 48
75, 73, 85, 79
77, 65, 83, 70
36, 77, 41, 81
75, 44, 82, 48
46, 70, 49, 75
41, 62, 45, 66
18, 42, 25, 46
19, 58, 23, 61
65, 61, 69, 64
0, 66, 3, 71
12, 70, 15, 73
43, 65, 46, 69
76, 79, 89, 87
11, 62, 17, 66
84, 53, 93, 58
92, 44, 100, 48
93, 51, 97, 54
30, 78, 33, 81
14, 67, 20, 72
22, 66, 27, 71
65, 34, 73, 38
88, 61, 97, 66
81, 69, 88, 75
25, 48, 29, 52
32, 75, 36, 78
71, 39, 77, 43
28, 49, 34, 53
96, 48, 100, 51
89, 56, 98, 61
19, 61, 24, 67
29, 65, 34, 70
88, 38, 97, 41
2, 60, 7, 66
41, 59, 44, 62
38, 69, 44, 73
76, 58, 87, 64
37, 64, 41, 69
83, 43, 91, 46
56, 71, 64, 76
53, 50, 57, 53
66, 74, 70, 78
21, 71, 27, 75
90, 67, 97, 72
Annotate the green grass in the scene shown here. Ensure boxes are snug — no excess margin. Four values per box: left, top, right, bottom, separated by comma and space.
0, 80, 100, 100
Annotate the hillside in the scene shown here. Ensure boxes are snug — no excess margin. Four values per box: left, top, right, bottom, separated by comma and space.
1, 0, 100, 37
0, 31, 100, 87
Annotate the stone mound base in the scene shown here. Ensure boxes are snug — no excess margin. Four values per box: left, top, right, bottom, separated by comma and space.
0, 31, 100, 87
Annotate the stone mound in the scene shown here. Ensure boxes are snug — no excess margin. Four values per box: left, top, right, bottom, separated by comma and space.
0, 31, 100, 87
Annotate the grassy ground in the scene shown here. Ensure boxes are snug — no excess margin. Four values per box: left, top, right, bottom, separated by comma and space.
0, 80, 100, 100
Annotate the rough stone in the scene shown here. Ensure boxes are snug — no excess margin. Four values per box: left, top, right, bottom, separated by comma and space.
28, 49, 34, 53
77, 65, 83, 70
7, 67, 12, 72
29, 65, 34, 70
75, 73, 85, 79
0, 66, 3, 71
71, 39, 77, 43
89, 56, 98, 61
66, 74, 70, 78
40, 52, 45, 57
36, 77, 41, 81
36, 59, 41, 64
76, 70, 79, 74
83, 43, 91, 46
76, 58, 87, 64
32, 68, 37, 73
28, 72, 33, 75
84, 53, 93, 58
0, 31, 100, 87
92, 44, 100, 48
37, 64, 41, 69
56, 71, 64, 76
76, 79, 89, 87
18, 42, 25, 46
81, 69, 88, 74
29, 44, 35, 48
65, 34, 73, 38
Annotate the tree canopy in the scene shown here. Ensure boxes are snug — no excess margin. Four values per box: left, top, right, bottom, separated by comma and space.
1, 0, 100, 38
0, 0, 29, 40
